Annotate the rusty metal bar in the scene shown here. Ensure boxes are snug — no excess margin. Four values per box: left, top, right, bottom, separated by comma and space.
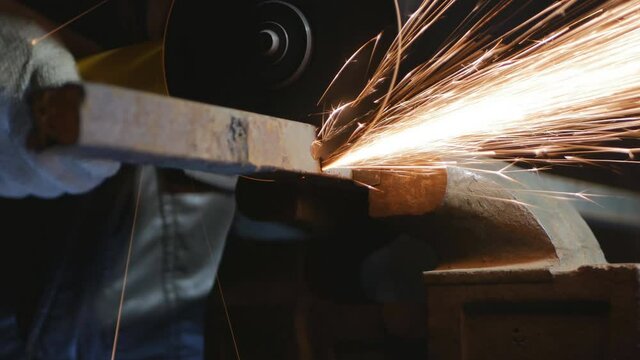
29, 82, 323, 175
28, 83, 639, 237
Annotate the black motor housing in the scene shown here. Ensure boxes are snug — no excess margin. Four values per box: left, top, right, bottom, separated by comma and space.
163, 0, 397, 125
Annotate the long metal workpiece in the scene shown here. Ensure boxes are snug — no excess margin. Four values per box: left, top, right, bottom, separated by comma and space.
29, 82, 640, 230
29, 82, 322, 175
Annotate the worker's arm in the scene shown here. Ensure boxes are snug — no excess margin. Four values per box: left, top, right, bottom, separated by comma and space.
0, 15, 119, 198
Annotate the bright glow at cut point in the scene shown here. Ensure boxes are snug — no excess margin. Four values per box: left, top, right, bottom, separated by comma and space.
322, 0, 640, 170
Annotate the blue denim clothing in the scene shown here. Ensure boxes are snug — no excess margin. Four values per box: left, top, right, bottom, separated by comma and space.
0, 167, 235, 359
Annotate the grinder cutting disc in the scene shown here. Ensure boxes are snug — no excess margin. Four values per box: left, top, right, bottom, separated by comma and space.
163, 0, 396, 126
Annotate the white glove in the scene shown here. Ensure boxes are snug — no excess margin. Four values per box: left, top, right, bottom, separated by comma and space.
0, 15, 119, 198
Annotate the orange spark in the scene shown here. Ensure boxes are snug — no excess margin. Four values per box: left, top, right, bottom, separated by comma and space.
319, 0, 640, 174
30, 0, 110, 46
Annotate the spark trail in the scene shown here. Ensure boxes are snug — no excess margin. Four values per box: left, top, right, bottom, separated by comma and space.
30, 0, 111, 45
321, 0, 640, 171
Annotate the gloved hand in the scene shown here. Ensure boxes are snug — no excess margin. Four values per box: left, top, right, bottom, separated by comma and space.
0, 15, 119, 198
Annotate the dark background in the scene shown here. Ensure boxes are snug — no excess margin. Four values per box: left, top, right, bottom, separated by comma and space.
3, 1, 640, 358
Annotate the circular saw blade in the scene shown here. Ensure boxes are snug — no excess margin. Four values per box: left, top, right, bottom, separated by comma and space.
163, 0, 396, 125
